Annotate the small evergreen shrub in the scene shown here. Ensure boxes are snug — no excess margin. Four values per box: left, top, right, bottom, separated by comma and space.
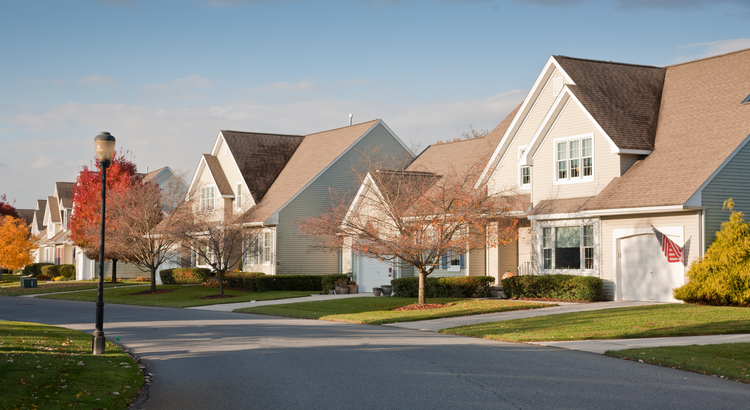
224, 273, 322, 292
159, 268, 175, 284
392, 276, 496, 298
22, 263, 54, 276
322, 274, 348, 293
59, 265, 75, 280
501, 274, 603, 302
674, 201, 750, 306
40, 265, 61, 279
225, 272, 266, 291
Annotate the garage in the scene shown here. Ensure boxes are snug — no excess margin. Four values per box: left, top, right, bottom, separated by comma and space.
357, 257, 393, 293
618, 233, 685, 302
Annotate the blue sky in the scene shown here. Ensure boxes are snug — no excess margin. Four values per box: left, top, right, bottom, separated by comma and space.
2, 0, 749, 208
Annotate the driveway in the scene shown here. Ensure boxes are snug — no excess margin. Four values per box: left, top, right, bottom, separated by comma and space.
2, 296, 749, 410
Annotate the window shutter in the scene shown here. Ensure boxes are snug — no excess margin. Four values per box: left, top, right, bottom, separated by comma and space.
442, 253, 448, 269
460, 253, 465, 269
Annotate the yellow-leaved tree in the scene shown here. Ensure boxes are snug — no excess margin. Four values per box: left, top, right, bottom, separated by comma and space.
0, 215, 39, 275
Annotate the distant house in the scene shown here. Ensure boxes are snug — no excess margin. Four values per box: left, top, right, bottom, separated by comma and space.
33, 182, 76, 267
185, 119, 412, 276
481, 47, 750, 302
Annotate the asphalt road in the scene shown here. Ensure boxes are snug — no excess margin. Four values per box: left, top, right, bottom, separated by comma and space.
2, 296, 748, 410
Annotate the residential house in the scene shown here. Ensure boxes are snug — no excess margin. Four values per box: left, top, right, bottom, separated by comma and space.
481, 47, 750, 302
35, 182, 76, 266
186, 119, 412, 276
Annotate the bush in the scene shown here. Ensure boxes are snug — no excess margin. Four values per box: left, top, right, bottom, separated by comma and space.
321, 274, 347, 293
172, 268, 211, 284
225, 273, 323, 292
36, 273, 50, 281
22, 263, 54, 276
501, 274, 603, 302
392, 276, 496, 298
40, 265, 61, 279
224, 272, 266, 291
59, 265, 75, 280
159, 268, 175, 284
674, 202, 750, 306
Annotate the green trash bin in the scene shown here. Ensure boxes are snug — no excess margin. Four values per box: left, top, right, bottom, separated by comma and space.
20, 276, 38, 289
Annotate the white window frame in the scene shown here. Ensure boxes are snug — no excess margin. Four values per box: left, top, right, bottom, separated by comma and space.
236, 182, 243, 210
536, 219, 599, 275
263, 231, 272, 265
553, 134, 594, 185
519, 146, 531, 190
448, 251, 461, 271
201, 185, 216, 212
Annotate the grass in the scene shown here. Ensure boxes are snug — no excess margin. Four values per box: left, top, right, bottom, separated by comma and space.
441, 304, 750, 342
0, 321, 143, 410
236, 297, 555, 325
0, 275, 143, 296
38, 284, 318, 308
606, 343, 750, 384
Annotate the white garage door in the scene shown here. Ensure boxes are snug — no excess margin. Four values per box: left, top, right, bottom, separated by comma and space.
358, 257, 392, 293
619, 234, 684, 302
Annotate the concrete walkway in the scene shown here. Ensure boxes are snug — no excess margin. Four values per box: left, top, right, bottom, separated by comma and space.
530, 333, 750, 354
186, 291, 375, 311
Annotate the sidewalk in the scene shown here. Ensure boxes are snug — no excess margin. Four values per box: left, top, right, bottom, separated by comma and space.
530, 333, 750, 354
187, 291, 374, 311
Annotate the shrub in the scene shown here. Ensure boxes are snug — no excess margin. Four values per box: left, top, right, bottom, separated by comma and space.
501, 274, 603, 302
322, 274, 347, 293
224, 273, 323, 292
59, 265, 75, 280
36, 273, 50, 281
224, 272, 266, 291
159, 268, 175, 284
133, 277, 151, 282
171, 267, 211, 284
674, 201, 750, 306
22, 263, 54, 276
40, 265, 61, 278
392, 276, 496, 298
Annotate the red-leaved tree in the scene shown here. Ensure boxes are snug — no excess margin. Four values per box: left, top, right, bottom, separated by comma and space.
0, 194, 20, 220
69, 151, 139, 281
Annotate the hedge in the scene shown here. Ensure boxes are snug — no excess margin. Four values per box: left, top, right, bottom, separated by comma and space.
392, 276, 496, 298
501, 274, 603, 302
224, 272, 323, 292
322, 274, 348, 293
160, 267, 211, 284
22, 263, 54, 276
40, 265, 61, 278
59, 265, 75, 280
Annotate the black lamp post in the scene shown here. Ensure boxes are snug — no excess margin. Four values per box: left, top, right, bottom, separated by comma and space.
92, 131, 116, 355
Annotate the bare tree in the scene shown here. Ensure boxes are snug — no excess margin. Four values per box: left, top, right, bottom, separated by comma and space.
300, 157, 522, 305
108, 173, 189, 291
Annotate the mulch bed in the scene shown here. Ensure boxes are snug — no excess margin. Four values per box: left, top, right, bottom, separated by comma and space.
392, 303, 450, 311
129, 289, 177, 296
198, 294, 237, 300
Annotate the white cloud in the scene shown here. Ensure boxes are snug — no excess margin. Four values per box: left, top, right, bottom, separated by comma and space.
140, 75, 216, 101
673, 38, 750, 63
76, 75, 117, 86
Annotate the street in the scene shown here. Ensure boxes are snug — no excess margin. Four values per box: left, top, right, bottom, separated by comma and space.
2, 296, 748, 410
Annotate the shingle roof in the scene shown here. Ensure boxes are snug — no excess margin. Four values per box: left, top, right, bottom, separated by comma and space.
529, 196, 595, 216
35, 199, 46, 231
47, 196, 60, 223
583, 47, 750, 210
554, 56, 666, 151
141, 166, 167, 183
55, 182, 75, 209
203, 154, 233, 196
409, 137, 496, 179
246, 120, 380, 223
485, 103, 522, 148
221, 131, 305, 203
16, 209, 35, 226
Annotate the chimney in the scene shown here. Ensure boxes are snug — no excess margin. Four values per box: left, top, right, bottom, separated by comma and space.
348, 113, 353, 126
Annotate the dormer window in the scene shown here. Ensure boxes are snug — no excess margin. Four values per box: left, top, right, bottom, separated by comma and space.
201, 186, 215, 212
519, 146, 531, 189
555, 135, 593, 183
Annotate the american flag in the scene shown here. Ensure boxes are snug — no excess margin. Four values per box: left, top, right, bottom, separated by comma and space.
651, 226, 683, 263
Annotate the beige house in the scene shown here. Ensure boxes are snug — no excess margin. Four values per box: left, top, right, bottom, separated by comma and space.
482, 48, 750, 302
185, 119, 412, 276
34, 182, 76, 267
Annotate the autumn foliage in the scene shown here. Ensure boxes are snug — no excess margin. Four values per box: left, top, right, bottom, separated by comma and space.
0, 215, 39, 271
0, 194, 19, 220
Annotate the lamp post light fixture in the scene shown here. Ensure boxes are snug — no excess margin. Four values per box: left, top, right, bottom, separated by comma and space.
92, 131, 116, 355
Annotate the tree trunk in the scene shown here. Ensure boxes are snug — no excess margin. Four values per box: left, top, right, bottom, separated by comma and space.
218, 270, 224, 296
150, 267, 157, 292
111, 259, 118, 283
418, 269, 427, 305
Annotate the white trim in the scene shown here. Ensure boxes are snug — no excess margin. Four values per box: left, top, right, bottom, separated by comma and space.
580, 205, 704, 217
520, 92, 570, 167
186, 156, 208, 200
613, 226, 683, 301
684, 133, 750, 207
267, 119, 400, 224
217, 131, 257, 208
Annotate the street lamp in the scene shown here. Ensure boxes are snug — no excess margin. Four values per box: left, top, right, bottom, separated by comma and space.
92, 131, 116, 355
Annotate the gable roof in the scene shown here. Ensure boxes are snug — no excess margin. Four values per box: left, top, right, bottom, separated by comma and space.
221, 130, 305, 203
553, 56, 666, 152
582, 47, 750, 210
34, 199, 47, 231
55, 182, 75, 209
16, 209, 35, 226
47, 196, 60, 224
141, 166, 167, 183
409, 136, 497, 180
246, 119, 381, 223
202, 154, 233, 197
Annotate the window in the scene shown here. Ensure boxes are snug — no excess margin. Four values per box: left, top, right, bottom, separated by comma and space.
540, 224, 595, 271
263, 232, 272, 264
555, 136, 593, 182
236, 182, 242, 210
448, 251, 460, 271
519, 146, 531, 188
201, 186, 215, 212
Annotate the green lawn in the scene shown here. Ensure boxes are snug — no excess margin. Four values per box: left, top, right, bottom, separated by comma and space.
236, 297, 555, 325
441, 304, 750, 342
39, 284, 318, 308
607, 343, 750, 384
0, 276, 143, 296
0, 321, 143, 410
